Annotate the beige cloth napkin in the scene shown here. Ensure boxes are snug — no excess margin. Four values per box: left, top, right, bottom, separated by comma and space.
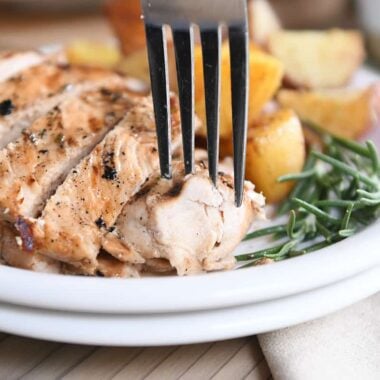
258, 293, 380, 380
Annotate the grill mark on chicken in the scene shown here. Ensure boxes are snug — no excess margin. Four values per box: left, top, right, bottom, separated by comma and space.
22, 95, 184, 273
104, 161, 266, 275
0, 62, 127, 148
0, 84, 140, 223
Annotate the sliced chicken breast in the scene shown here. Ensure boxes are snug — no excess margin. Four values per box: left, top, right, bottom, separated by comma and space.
60, 252, 140, 278
0, 50, 46, 83
104, 161, 265, 275
0, 223, 60, 273
0, 84, 141, 223
20, 95, 183, 273
0, 62, 126, 148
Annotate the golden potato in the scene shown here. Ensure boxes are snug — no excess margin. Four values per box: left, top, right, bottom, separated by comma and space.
65, 40, 121, 69
246, 109, 305, 203
268, 29, 365, 89
105, 0, 146, 56
278, 85, 380, 139
195, 43, 283, 139
117, 48, 150, 82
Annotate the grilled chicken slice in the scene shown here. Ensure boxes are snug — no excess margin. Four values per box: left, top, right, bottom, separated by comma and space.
104, 161, 265, 275
0, 50, 46, 83
20, 95, 183, 273
0, 84, 140, 223
0, 223, 60, 273
60, 252, 141, 278
0, 62, 126, 148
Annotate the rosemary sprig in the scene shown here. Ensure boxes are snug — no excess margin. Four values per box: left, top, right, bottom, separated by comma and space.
237, 124, 380, 267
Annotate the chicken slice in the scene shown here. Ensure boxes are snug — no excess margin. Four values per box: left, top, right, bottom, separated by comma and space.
0, 223, 60, 273
0, 62, 126, 148
60, 252, 141, 278
20, 95, 183, 274
0, 50, 46, 83
0, 84, 140, 223
104, 161, 266, 276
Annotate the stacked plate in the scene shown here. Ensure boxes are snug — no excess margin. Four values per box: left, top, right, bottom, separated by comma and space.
0, 68, 379, 346
0, 224, 379, 346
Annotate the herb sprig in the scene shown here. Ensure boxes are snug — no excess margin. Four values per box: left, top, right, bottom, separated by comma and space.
237, 122, 380, 267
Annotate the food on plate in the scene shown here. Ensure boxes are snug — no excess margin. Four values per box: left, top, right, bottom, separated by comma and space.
104, 161, 265, 276
268, 29, 365, 88
0, 223, 60, 273
19, 96, 183, 274
0, 1, 379, 277
117, 48, 150, 83
238, 127, 380, 266
105, 0, 146, 56
278, 85, 380, 139
0, 59, 126, 148
195, 43, 283, 138
248, 0, 281, 46
0, 84, 141, 223
65, 40, 121, 69
0, 50, 48, 83
245, 109, 305, 203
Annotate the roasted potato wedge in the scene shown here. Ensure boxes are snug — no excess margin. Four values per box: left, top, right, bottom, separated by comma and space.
195, 43, 283, 139
118, 42, 283, 139
117, 48, 150, 82
65, 40, 121, 69
246, 109, 305, 203
105, 0, 146, 55
278, 85, 380, 139
268, 29, 365, 89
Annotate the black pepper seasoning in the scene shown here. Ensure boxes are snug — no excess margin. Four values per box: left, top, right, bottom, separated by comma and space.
0, 99, 14, 116
95, 217, 107, 229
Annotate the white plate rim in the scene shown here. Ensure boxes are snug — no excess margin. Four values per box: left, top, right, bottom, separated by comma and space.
0, 265, 378, 346
0, 219, 379, 314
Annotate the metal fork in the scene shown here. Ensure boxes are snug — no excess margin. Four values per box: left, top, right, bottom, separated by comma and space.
141, 0, 249, 206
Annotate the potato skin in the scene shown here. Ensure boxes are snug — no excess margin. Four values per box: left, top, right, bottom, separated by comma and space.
246, 109, 305, 203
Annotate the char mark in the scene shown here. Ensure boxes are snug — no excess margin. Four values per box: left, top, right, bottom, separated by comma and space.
15, 217, 34, 252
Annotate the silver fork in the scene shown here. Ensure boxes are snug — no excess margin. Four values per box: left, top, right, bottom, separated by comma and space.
141, 0, 249, 206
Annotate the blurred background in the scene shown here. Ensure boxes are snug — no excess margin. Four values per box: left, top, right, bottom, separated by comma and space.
0, 0, 378, 66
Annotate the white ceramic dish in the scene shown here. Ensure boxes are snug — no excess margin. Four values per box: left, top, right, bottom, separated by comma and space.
0, 67, 379, 345
0, 218, 379, 314
0, 265, 378, 346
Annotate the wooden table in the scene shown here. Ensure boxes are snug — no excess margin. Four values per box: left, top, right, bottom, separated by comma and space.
0, 334, 271, 379
0, 9, 271, 380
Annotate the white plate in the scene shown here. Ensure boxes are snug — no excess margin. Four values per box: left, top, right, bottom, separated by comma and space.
0, 219, 379, 314
0, 265, 378, 346
0, 67, 379, 345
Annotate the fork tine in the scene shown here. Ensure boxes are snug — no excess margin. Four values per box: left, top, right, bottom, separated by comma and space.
145, 24, 172, 179
229, 24, 249, 206
173, 26, 195, 174
200, 26, 221, 185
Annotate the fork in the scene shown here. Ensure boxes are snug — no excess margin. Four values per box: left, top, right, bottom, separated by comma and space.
141, 0, 249, 206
